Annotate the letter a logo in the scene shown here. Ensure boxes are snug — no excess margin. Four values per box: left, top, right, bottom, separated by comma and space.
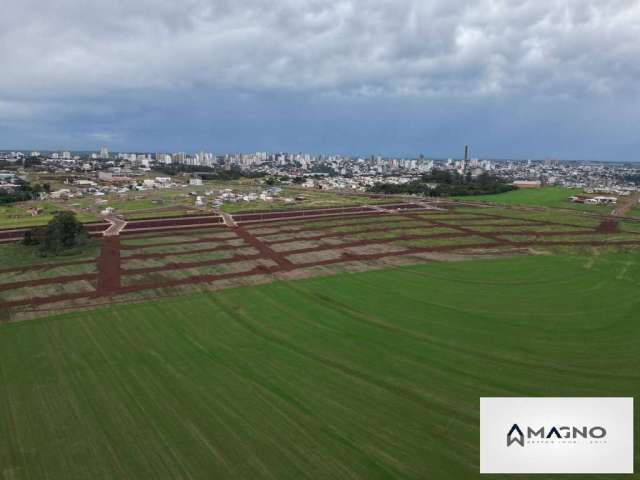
507, 424, 525, 447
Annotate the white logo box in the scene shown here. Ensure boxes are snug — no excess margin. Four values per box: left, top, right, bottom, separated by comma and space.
480, 397, 633, 474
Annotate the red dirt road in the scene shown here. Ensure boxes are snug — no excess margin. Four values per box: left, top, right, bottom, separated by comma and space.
96, 236, 121, 295
233, 226, 295, 270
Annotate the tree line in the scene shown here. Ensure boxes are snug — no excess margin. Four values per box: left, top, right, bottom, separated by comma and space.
154, 164, 265, 180
368, 170, 516, 197
0, 181, 51, 204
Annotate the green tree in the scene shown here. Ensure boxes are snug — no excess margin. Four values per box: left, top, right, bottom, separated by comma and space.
23, 211, 88, 256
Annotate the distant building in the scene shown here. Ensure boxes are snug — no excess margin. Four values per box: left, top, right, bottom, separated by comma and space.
0, 171, 16, 182
99, 145, 109, 159
513, 180, 542, 189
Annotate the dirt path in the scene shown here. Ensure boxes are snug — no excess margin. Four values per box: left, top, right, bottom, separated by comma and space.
233, 226, 295, 270
611, 193, 640, 217
96, 236, 121, 295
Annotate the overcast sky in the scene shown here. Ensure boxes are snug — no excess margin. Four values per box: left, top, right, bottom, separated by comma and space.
1, 0, 639, 159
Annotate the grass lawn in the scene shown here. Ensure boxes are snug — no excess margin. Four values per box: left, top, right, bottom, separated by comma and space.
628, 203, 640, 217
0, 240, 100, 269
1, 252, 638, 479
0, 203, 98, 229
454, 206, 604, 228
452, 186, 611, 213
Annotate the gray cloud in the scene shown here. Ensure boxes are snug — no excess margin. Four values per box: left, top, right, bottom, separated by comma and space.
1, 0, 640, 158
2, 0, 639, 98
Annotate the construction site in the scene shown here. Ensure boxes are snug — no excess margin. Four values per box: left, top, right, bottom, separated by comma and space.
2, 199, 640, 322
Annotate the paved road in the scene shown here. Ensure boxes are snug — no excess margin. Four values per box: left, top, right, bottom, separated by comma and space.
220, 212, 238, 227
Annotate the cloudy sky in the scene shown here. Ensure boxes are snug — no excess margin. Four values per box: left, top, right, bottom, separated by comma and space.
2, 0, 639, 159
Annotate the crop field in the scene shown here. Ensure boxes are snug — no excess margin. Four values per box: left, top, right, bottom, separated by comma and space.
1, 251, 639, 478
2, 201, 640, 321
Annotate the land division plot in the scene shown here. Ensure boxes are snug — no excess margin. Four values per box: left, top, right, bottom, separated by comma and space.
2, 203, 639, 320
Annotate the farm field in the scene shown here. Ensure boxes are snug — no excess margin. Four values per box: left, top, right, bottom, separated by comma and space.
452, 186, 611, 213
1, 252, 639, 478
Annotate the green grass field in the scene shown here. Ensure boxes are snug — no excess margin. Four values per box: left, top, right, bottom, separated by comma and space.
1, 252, 638, 479
0, 202, 98, 229
628, 203, 640, 217
452, 186, 611, 213
0, 240, 100, 269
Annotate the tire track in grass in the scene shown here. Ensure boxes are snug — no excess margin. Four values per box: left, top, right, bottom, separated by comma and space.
209, 294, 479, 477
0, 349, 28, 477
46, 318, 132, 478
131, 306, 299, 479
144, 300, 373, 479
113, 309, 249, 478
202, 303, 414, 479
210, 294, 477, 424
166, 299, 394, 479
75, 312, 195, 478
241, 285, 521, 397
270, 280, 541, 396
280, 274, 639, 382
